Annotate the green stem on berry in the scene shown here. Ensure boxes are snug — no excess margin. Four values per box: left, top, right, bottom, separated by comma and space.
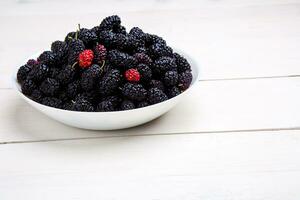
75, 30, 78, 40
100, 60, 106, 70
71, 62, 78, 68
99, 60, 106, 74
74, 24, 80, 40
68, 36, 73, 40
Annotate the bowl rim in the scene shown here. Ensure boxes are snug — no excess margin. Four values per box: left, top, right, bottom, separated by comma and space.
12, 48, 200, 114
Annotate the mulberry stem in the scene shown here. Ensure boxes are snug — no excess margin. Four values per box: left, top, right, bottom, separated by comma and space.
71, 62, 78, 68
100, 60, 106, 70
75, 23, 81, 40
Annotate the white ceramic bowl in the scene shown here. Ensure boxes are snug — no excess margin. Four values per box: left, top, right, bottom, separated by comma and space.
13, 50, 199, 130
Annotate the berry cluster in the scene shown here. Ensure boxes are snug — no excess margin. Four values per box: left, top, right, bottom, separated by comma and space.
17, 15, 193, 112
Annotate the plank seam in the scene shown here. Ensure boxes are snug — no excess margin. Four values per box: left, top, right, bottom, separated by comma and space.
198, 75, 300, 82
1, 127, 300, 145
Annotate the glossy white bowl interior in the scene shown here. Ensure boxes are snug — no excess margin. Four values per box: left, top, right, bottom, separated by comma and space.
12, 50, 199, 130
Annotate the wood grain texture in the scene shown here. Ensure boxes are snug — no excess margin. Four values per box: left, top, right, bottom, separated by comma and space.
0, 77, 299, 143
0, 130, 300, 200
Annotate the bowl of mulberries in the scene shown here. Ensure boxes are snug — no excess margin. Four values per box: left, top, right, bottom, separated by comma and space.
13, 15, 199, 130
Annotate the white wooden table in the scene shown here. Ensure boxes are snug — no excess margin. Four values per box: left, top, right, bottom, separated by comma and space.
1, 0, 300, 199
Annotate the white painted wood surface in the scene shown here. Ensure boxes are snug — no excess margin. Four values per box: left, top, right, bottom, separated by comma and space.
1, 130, 300, 200
0, 0, 300, 199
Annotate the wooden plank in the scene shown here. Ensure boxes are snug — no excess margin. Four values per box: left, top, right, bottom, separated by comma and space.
0, 130, 300, 199
1, 2, 300, 88
0, 77, 299, 143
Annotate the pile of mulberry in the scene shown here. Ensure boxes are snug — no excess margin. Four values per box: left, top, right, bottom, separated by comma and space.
17, 15, 193, 112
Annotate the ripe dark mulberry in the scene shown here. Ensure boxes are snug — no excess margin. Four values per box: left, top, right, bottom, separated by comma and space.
58, 91, 69, 102
129, 27, 146, 41
51, 40, 66, 53
174, 53, 191, 73
147, 88, 168, 105
66, 80, 81, 99
136, 101, 149, 108
107, 50, 137, 68
49, 67, 60, 79
98, 30, 113, 46
148, 43, 173, 59
101, 95, 122, 107
120, 100, 135, 110
17, 64, 32, 83
96, 100, 115, 112
51, 41, 69, 64
134, 53, 153, 65
71, 96, 94, 112
75, 93, 98, 104
137, 64, 152, 83
81, 64, 101, 91
113, 25, 127, 35
68, 39, 85, 64
39, 78, 60, 96
126, 35, 144, 50
127, 27, 146, 50
178, 70, 193, 90
148, 79, 165, 91
98, 69, 122, 95
91, 26, 102, 36
57, 65, 76, 86
166, 86, 181, 98
121, 83, 147, 101
100, 15, 121, 30
37, 51, 56, 66
133, 47, 147, 54
41, 97, 62, 108
145, 34, 166, 46
99, 31, 127, 49
153, 56, 177, 76
63, 101, 73, 110
27, 64, 49, 83
164, 71, 178, 86
30, 89, 43, 102
78, 28, 98, 47
21, 79, 36, 95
